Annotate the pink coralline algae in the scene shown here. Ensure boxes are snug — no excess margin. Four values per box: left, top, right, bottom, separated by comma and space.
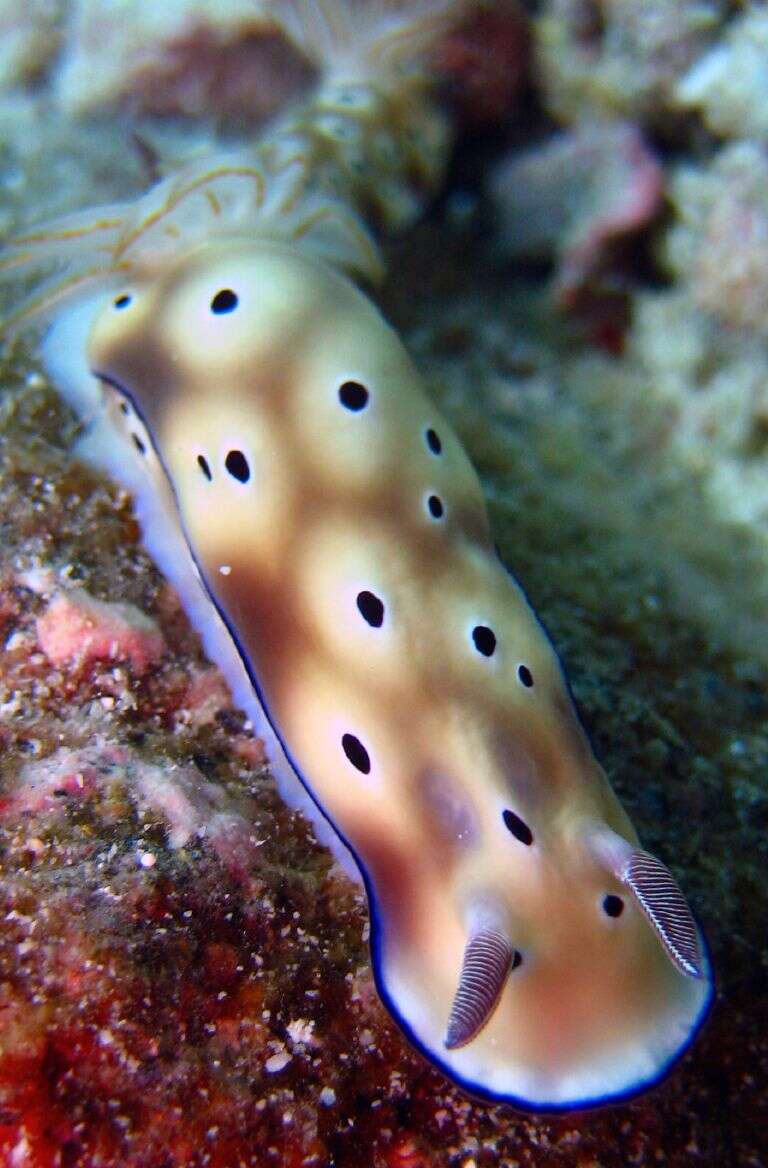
489, 120, 663, 310
1, 738, 271, 878
36, 587, 166, 675
177, 665, 249, 730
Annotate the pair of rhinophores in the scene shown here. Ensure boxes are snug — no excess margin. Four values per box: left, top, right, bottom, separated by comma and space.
1, 0, 711, 1112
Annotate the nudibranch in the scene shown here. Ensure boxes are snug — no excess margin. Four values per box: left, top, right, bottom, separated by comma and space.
0, 0, 711, 1112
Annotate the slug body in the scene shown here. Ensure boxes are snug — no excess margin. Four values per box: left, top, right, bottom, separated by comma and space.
2, 1, 711, 1112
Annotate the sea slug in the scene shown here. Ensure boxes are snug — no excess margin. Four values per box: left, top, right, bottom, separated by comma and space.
0, 0, 711, 1112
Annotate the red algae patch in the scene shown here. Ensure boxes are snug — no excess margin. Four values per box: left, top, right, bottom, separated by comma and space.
36, 587, 166, 675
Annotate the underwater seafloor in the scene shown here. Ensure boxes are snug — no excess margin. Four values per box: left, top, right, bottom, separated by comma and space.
0, 2, 767, 1166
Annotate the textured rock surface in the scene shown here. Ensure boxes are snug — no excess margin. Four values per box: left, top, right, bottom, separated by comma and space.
535, 0, 726, 128
664, 143, 768, 338
675, 8, 768, 141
